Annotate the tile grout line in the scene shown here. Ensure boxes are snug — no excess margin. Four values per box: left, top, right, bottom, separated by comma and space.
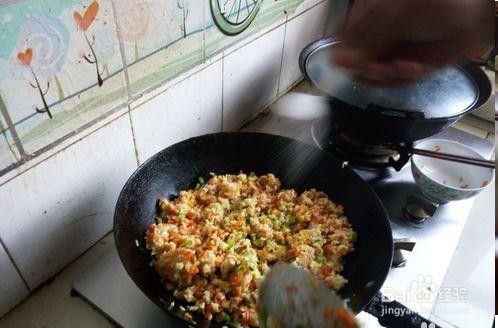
0, 119, 19, 162
0, 95, 27, 160
202, 0, 207, 60
126, 105, 141, 167
0, 107, 130, 188
320, 0, 329, 37
0, 230, 116, 320
12, 68, 125, 127
275, 16, 288, 96
0, 238, 30, 292
110, 0, 140, 167
110, 0, 131, 101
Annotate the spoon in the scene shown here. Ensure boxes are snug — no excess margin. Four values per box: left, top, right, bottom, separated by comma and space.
258, 263, 359, 328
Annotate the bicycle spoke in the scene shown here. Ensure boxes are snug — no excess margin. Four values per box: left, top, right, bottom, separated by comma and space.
214, 0, 260, 31
222, 0, 231, 13
245, 0, 250, 14
227, 0, 237, 20
236, 0, 242, 23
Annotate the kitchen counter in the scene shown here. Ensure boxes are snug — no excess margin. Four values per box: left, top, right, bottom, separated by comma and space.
0, 82, 494, 328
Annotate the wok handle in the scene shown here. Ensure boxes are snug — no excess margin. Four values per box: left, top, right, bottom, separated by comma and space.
364, 293, 441, 328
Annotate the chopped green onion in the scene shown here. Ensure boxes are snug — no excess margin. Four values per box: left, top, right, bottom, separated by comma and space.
219, 312, 231, 322
227, 239, 235, 249
253, 239, 265, 248
184, 238, 194, 247
198, 176, 205, 184
316, 255, 326, 264
286, 216, 296, 225
178, 211, 185, 220
228, 321, 243, 328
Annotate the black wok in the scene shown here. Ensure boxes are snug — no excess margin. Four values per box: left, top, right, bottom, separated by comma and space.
113, 132, 393, 326
299, 38, 492, 144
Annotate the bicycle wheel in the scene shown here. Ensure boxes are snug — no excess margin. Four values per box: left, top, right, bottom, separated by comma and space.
210, 0, 262, 35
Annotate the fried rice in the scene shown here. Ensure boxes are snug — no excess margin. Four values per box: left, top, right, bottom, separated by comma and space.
145, 173, 356, 327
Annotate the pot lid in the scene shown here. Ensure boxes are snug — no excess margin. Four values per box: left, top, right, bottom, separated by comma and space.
300, 39, 481, 119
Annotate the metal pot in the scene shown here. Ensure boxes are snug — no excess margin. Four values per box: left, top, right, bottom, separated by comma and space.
299, 38, 492, 143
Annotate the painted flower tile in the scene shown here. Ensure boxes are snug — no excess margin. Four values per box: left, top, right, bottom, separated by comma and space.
0, 0, 127, 155
204, 0, 304, 57
115, 0, 205, 98
0, 0, 314, 177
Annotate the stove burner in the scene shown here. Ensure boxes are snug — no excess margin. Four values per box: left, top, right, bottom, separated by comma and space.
393, 238, 416, 267
403, 194, 439, 225
311, 120, 412, 170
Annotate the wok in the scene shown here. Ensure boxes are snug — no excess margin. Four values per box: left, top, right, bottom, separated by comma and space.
113, 132, 393, 326
299, 38, 492, 144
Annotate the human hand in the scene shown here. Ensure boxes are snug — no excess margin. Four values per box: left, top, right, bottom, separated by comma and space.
333, 0, 493, 87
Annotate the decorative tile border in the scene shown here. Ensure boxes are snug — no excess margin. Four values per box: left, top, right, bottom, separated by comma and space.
0, 0, 308, 177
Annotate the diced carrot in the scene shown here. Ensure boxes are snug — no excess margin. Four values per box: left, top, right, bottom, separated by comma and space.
186, 211, 197, 220
287, 247, 299, 258
285, 284, 298, 294
323, 307, 333, 320
310, 277, 320, 290
333, 308, 356, 328
165, 205, 178, 215
188, 265, 199, 275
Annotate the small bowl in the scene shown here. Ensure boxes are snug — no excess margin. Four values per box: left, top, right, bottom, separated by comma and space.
411, 139, 494, 204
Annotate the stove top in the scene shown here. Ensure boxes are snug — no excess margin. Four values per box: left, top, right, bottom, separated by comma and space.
311, 120, 411, 170
72, 92, 494, 328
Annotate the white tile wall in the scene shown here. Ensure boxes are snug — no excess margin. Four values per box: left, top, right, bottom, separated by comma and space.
222, 24, 286, 131
279, 1, 329, 94
130, 60, 223, 163
0, 114, 137, 289
291, 0, 326, 19
0, 243, 29, 317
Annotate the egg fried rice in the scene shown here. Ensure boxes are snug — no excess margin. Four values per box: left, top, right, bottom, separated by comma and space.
146, 173, 356, 327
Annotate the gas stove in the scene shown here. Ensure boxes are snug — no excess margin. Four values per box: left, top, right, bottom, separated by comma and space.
311, 119, 412, 170
72, 91, 494, 328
